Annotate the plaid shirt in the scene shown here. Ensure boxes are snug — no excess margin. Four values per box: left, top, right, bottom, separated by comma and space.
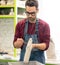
13, 18, 50, 50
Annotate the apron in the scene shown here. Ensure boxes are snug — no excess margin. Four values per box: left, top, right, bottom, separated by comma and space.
20, 19, 45, 64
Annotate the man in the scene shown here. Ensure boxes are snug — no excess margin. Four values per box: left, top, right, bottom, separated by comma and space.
13, 0, 50, 64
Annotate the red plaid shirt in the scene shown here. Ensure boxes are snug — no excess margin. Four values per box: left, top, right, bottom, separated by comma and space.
13, 18, 50, 50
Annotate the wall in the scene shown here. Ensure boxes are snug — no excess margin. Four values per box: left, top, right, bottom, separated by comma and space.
0, 18, 14, 51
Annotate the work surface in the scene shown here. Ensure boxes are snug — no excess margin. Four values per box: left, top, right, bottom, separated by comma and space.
0, 55, 60, 65
0, 61, 43, 65
8, 61, 44, 65
0, 61, 60, 65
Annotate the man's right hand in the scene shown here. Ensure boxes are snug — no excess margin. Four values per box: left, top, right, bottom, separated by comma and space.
14, 38, 24, 48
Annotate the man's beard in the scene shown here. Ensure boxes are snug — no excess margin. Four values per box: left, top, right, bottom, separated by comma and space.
28, 17, 36, 22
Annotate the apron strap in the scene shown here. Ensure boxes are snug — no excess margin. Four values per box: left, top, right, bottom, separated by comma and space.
35, 19, 39, 42
24, 20, 28, 35
35, 19, 39, 34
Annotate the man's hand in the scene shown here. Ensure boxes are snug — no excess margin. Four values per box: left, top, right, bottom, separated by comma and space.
14, 38, 24, 48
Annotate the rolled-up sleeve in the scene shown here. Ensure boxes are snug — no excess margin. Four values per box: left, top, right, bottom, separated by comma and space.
43, 23, 50, 50
13, 22, 20, 43
39, 19, 50, 50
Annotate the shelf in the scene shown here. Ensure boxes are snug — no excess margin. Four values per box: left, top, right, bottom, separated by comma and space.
17, 1, 26, 8
16, 0, 26, 20
0, 5, 14, 8
17, 15, 26, 18
0, 15, 14, 18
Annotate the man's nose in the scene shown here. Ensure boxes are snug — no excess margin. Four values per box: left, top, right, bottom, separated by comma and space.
28, 14, 32, 17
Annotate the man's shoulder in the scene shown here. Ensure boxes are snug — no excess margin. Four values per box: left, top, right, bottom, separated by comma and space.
38, 18, 49, 26
17, 18, 27, 26
18, 18, 26, 24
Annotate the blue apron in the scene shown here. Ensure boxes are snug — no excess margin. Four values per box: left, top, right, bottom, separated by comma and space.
20, 19, 45, 64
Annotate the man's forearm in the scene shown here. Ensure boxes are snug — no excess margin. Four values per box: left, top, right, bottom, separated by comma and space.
32, 43, 46, 50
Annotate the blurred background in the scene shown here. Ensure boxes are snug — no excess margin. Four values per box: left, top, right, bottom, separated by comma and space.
38, 0, 60, 60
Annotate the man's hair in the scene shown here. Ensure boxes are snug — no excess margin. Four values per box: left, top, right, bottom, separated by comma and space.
25, 0, 38, 9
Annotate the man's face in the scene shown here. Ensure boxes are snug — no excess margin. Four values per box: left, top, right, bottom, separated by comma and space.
25, 6, 38, 22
